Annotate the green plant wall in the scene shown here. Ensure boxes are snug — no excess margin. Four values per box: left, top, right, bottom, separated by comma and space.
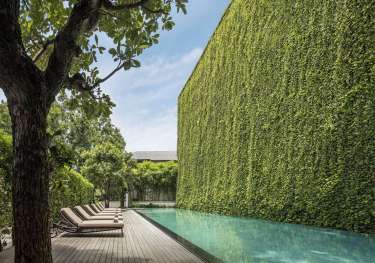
177, 0, 375, 233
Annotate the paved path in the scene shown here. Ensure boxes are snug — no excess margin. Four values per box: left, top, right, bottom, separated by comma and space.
0, 210, 203, 263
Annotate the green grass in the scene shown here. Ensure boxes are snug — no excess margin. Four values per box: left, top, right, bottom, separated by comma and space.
177, 0, 375, 233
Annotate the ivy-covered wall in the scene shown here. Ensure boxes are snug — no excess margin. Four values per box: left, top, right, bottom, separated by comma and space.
177, 0, 375, 233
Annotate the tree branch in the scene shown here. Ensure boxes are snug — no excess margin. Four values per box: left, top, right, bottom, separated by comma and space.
44, 0, 166, 105
102, 0, 150, 11
102, 0, 167, 14
142, 5, 168, 15
92, 62, 125, 89
45, 0, 102, 104
0, 0, 43, 99
0, 0, 22, 49
33, 39, 54, 63
67, 61, 125, 99
66, 73, 98, 100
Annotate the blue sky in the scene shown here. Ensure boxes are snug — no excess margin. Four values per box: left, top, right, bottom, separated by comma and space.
102, 0, 230, 152
0, 0, 230, 152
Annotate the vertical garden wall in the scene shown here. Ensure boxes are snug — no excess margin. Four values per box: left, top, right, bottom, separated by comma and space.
177, 0, 375, 233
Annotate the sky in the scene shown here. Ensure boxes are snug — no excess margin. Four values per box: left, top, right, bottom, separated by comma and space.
101, 0, 230, 152
0, 0, 230, 152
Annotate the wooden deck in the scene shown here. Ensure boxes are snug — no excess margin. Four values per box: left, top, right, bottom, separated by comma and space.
0, 210, 203, 263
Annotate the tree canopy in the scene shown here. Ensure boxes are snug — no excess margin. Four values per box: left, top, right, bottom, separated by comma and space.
9, 0, 188, 101
81, 142, 128, 205
132, 161, 177, 201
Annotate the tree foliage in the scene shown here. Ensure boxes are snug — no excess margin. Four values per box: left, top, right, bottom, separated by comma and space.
0, 95, 129, 220
177, 0, 375, 233
81, 142, 129, 206
48, 93, 123, 169
133, 161, 177, 200
15, 0, 188, 100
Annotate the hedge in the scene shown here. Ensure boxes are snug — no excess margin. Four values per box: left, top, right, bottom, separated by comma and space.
177, 0, 375, 233
0, 129, 12, 238
50, 165, 94, 220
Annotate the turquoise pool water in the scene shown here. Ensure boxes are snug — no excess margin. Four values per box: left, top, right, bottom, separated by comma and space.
138, 208, 374, 263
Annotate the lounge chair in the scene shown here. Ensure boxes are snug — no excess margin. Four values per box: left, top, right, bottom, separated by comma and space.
54, 208, 124, 235
74, 206, 123, 221
90, 203, 120, 214
97, 202, 121, 212
83, 205, 119, 217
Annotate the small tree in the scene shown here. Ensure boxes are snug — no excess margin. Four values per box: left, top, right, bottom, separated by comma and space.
0, 1, 187, 261
118, 153, 135, 208
81, 142, 126, 207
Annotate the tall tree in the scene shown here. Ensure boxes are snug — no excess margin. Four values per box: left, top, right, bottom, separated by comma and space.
0, 0, 187, 262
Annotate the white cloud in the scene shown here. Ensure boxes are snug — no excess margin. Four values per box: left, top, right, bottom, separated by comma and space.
103, 47, 203, 152
107, 47, 203, 94
116, 106, 178, 151
0, 48, 204, 152
0, 0, 230, 153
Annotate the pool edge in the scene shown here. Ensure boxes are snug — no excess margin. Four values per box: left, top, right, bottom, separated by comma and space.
134, 209, 224, 263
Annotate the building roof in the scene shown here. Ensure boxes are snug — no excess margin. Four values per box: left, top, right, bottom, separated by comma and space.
132, 151, 177, 161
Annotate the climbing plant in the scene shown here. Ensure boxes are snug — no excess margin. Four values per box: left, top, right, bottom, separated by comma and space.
177, 0, 375, 233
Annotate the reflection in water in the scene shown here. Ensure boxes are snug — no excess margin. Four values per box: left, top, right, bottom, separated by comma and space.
139, 208, 375, 263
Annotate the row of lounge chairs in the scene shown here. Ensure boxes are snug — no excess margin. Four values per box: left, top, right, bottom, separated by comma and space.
54, 203, 124, 235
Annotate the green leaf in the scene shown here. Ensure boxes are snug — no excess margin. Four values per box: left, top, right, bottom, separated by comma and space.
108, 48, 117, 56
123, 61, 131, 70
131, 59, 141, 68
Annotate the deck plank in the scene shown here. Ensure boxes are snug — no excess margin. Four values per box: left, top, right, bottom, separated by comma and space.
0, 210, 203, 263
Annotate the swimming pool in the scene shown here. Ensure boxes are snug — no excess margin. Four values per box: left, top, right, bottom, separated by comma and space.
137, 208, 374, 263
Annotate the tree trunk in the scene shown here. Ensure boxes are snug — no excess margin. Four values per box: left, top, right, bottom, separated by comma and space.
9, 98, 52, 263
104, 181, 110, 208
92, 187, 96, 203
127, 185, 133, 208
120, 188, 125, 209
128, 191, 132, 208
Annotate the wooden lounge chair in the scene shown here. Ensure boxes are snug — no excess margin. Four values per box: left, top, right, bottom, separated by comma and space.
74, 206, 123, 221
82, 204, 119, 217
54, 208, 124, 235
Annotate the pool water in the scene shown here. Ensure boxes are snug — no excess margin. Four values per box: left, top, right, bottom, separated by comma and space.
138, 208, 374, 263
